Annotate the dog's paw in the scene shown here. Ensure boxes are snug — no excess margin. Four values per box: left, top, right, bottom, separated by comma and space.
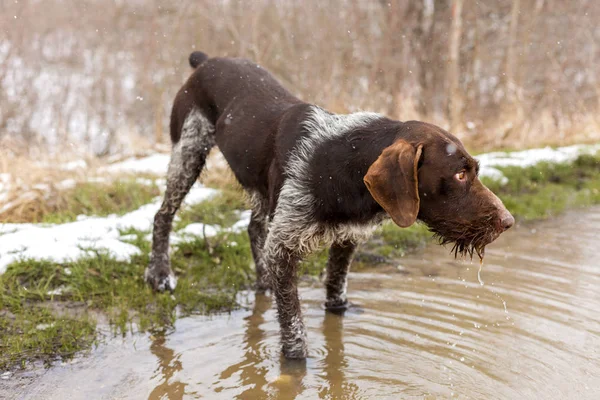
324, 300, 363, 315
324, 298, 349, 313
144, 268, 177, 293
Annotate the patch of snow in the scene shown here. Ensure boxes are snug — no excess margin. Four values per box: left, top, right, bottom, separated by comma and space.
478, 166, 509, 185
32, 180, 78, 193
167, 274, 177, 291
61, 159, 87, 171
184, 186, 216, 205
47, 286, 67, 296
0, 183, 217, 274
178, 223, 220, 238
102, 154, 171, 175
231, 210, 252, 232
134, 178, 157, 187
102, 150, 230, 176
0, 224, 22, 236
169, 210, 251, 246
118, 234, 138, 241
155, 178, 167, 189
476, 143, 600, 182
87, 177, 107, 184
57, 179, 77, 190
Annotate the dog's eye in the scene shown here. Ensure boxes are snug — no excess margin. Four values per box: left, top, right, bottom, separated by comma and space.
455, 170, 467, 182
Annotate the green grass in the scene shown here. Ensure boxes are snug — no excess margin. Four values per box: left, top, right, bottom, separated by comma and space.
299, 249, 329, 277
0, 228, 253, 370
364, 222, 432, 259
0, 308, 95, 370
482, 154, 600, 220
2, 152, 600, 370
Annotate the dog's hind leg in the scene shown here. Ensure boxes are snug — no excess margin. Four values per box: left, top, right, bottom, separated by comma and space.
145, 109, 215, 292
247, 192, 270, 292
324, 240, 357, 311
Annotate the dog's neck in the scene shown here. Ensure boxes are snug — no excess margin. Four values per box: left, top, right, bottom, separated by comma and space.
299, 108, 403, 226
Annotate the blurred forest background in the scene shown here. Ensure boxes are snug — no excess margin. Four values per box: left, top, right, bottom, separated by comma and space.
1, 0, 600, 157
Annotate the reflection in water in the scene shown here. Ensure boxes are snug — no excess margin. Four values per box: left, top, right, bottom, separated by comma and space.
148, 331, 187, 400
270, 357, 307, 400
214, 295, 365, 399
319, 311, 361, 399
217, 293, 273, 399
216, 293, 308, 400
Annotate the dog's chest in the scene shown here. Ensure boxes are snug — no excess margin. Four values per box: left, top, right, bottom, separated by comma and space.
318, 213, 388, 247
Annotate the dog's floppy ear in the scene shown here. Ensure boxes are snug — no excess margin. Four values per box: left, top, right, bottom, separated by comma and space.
364, 140, 423, 228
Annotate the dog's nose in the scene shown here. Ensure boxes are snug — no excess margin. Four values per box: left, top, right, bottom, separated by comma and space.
500, 214, 515, 231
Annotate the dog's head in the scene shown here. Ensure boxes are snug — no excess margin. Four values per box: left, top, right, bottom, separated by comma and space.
363, 121, 513, 259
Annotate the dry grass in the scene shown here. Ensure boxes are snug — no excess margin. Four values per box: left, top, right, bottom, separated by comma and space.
0, 138, 158, 223
0, 149, 97, 222
0, 141, 240, 224
472, 107, 600, 151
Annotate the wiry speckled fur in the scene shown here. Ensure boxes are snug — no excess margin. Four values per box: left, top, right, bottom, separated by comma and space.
270, 107, 383, 255
264, 107, 385, 358
145, 108, 215, 292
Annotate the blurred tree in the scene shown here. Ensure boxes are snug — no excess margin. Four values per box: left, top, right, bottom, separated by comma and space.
1, 0, 599, 153
447, 0, 464, 132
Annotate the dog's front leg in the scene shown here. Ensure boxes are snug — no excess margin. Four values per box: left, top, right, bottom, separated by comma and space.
324, 240, 357, 311
265, 238, 307, 359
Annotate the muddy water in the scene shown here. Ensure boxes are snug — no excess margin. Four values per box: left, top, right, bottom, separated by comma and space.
5, 207, 600, 399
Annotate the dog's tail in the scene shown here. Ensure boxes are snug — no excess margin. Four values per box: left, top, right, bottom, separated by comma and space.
189, 51, 209, 69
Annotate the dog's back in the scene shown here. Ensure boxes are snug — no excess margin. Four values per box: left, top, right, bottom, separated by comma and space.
170, 52, 308, 197
173, 52, 300, 134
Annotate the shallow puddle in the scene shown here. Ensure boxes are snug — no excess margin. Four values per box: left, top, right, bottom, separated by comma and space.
4, 207, 600, 399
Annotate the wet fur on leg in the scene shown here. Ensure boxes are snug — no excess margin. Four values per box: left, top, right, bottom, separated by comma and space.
247, 191, 271, 292
146, 108, 215, 292
263, 231, 308, 359
324, 241, 357, 310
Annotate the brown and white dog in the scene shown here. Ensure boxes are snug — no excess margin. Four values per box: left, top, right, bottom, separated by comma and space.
145, 52, 514, 359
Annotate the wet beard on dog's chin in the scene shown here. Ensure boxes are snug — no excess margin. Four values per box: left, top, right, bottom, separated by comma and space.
421, 215, 498, 261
